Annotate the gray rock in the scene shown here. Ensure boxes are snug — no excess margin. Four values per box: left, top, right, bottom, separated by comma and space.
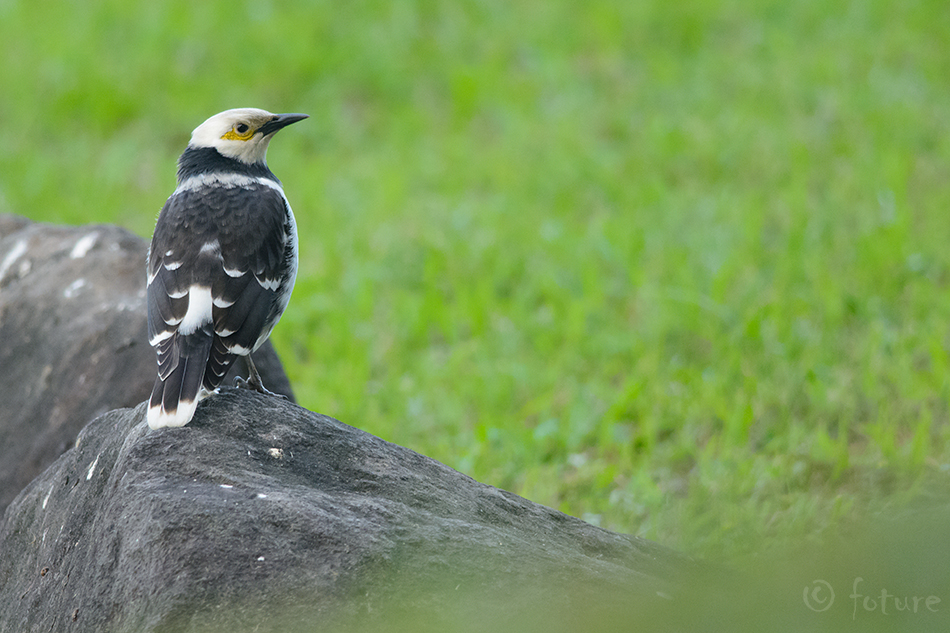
0, 391, 685, 632
0, 216, 294, 516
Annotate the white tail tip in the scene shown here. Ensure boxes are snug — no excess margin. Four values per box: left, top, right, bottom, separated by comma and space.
147, 399, 199, 429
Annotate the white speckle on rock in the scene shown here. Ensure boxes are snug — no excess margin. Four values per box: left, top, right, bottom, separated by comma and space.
70, 232, 98, 259
85, 454, 100, 481
256, 493, 268, 499
267, 447, 283, 459
257, 556, 265, 562
0, 239, 28, 283
114, 297, 144, 312
219, 484, 233, 489
42, 484, 54, 509
64, 278, 87, 298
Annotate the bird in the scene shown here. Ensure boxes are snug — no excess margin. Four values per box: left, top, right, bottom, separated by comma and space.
146, 108, 307, 429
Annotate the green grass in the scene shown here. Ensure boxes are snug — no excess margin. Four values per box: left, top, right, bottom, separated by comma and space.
4, 0, 950, 567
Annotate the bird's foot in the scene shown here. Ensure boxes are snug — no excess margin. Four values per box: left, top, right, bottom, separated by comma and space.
234, 375, 288, 400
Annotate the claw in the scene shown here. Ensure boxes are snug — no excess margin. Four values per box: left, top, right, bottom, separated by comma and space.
235, 356, 288, 399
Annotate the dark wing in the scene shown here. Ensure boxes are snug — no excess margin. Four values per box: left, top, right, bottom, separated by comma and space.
209, 184, 291, 391
146, 190, 218, 428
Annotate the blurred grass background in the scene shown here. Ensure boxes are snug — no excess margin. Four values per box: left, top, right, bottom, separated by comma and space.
3, 0, 950, 577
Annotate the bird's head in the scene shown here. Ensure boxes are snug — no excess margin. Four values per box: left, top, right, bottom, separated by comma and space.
187, 108, 308, 165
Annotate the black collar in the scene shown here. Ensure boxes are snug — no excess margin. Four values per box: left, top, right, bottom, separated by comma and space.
177, 146, 280, 184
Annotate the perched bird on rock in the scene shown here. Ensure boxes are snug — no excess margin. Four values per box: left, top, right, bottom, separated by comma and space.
146, 108, 307, 429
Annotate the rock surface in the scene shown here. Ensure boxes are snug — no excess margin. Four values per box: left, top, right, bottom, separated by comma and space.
0, 216, 294, 515
0, 390, 685, 632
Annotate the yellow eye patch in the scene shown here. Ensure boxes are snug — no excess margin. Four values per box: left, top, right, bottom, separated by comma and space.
221, 123, 255, 141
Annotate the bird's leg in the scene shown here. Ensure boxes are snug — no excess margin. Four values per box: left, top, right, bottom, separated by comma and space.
234, 354, 287, 399
242, 353, 266, 392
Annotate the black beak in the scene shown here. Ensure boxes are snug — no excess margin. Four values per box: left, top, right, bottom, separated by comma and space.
257, 113, 309, 137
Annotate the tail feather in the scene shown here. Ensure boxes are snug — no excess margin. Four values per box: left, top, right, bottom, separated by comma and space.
203, 336, 239, 392
147, 334, 213, 429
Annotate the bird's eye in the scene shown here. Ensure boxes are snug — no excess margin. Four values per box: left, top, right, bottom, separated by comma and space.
221, 121, 255, 141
